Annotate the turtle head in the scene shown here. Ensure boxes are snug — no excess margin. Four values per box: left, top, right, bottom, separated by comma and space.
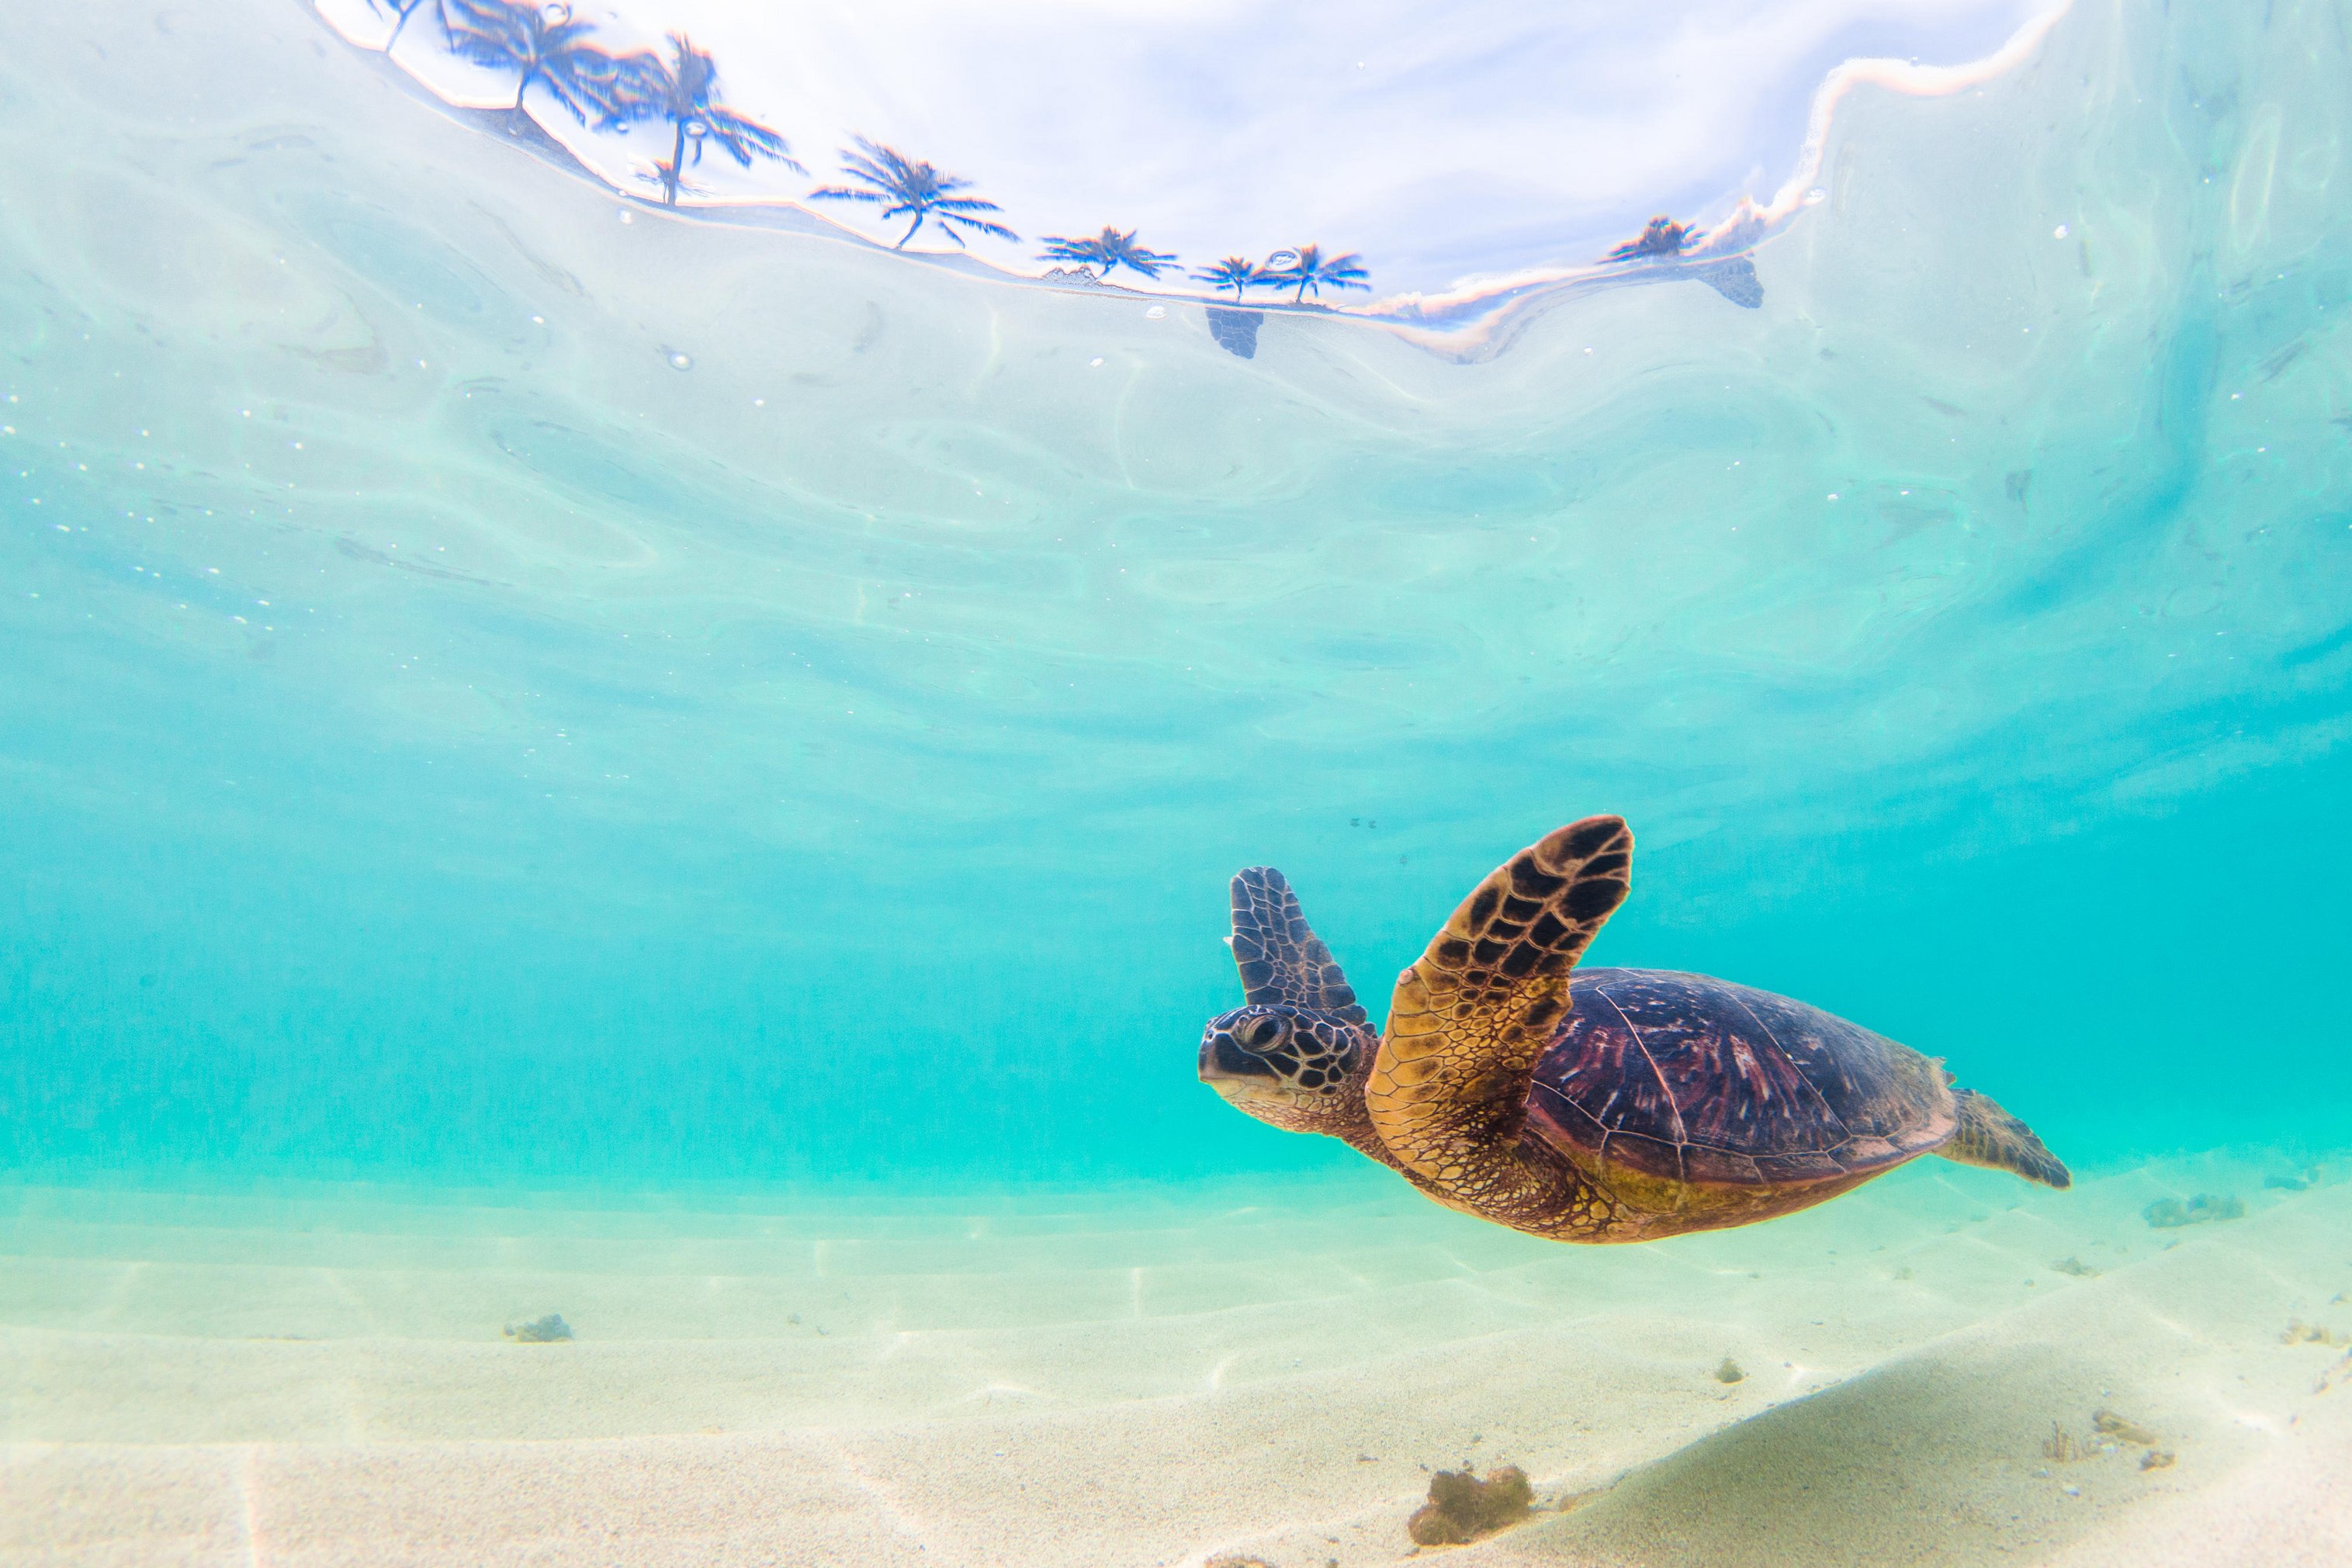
1197, 1002, 1377, 1135
1199, 864, 1380, 1141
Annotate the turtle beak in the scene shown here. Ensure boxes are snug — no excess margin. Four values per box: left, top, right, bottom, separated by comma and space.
1198, 1026, 1275, 1095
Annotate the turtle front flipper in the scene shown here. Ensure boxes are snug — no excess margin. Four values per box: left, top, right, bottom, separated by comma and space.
1228, 867, 1368, 1023
1367, 816, 1633, 1238
1940, 1089, 2071, 1189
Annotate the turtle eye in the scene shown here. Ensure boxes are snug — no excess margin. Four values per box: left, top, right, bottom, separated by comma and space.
1238, 1015, 1290, 1052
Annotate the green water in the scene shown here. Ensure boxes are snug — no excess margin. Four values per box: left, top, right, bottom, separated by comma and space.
4, 0, 2350, 1207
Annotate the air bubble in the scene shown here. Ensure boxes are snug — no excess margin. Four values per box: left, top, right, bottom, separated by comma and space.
667, 351, 693, 371
1144, 305, 1166, 320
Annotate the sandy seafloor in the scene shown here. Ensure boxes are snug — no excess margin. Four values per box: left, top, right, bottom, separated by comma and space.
4, 1153, 2348, 1568
5, 0, 2352, 1563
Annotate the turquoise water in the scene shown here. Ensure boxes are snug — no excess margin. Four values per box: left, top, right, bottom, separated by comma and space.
9, 5, 2352, 1564
5, 0, 2350, 1202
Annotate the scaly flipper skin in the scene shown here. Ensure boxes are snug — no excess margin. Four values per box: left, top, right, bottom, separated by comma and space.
1941, 1088, 2071, 1188
1229, 867, 1370, 1024
1367, 816, 1635, 1237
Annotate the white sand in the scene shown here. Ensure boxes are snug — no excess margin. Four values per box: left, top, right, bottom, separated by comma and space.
3, 1152, 2347, 1566
5, 3, 2349, 1559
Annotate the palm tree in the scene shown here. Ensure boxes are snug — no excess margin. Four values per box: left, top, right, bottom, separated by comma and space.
639, 157, 694, 203
1039, 227, 1178, 283
1264, 245, 1369, 304
445, 2, 636, 123
368, 0, 490, 47
1191, 256, 1266, 302
365, 0, 428, 42
610, 34, 803, 206
1604, 216, 1698, 262
809, 139, 1017, 249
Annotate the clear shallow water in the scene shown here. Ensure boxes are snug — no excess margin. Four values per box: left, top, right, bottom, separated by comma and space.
6, 4, 2352, 1564
3, 1, 2349, 1206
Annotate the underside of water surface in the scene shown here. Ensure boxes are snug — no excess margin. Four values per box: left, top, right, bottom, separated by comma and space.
2, 1, 2351, 1563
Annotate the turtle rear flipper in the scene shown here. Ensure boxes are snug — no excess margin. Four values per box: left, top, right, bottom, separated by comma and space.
1940, 1089, 2070, 1189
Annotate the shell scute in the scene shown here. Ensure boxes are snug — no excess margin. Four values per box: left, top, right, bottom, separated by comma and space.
1527, 967, 1953, 1188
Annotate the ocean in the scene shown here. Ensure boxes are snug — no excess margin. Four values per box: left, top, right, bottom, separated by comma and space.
3, 0, 2348, 1563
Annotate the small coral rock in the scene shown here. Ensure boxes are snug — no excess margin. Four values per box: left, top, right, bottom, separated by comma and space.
504, 1314, 573, 1343
1408, 1465, 1534, 1546
2092, 1410, 2159, 1446
2141, 1193, 2243, 1229
2282, 1320, 2351, 1348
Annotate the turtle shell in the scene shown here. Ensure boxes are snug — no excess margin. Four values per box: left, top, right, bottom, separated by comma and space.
1525, 967, 1957, 1188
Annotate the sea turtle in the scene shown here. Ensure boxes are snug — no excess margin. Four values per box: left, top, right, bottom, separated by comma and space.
1197, 816, 2066, 1241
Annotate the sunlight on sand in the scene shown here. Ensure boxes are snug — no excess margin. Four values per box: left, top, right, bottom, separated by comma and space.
3, 1152, 2347, 1565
